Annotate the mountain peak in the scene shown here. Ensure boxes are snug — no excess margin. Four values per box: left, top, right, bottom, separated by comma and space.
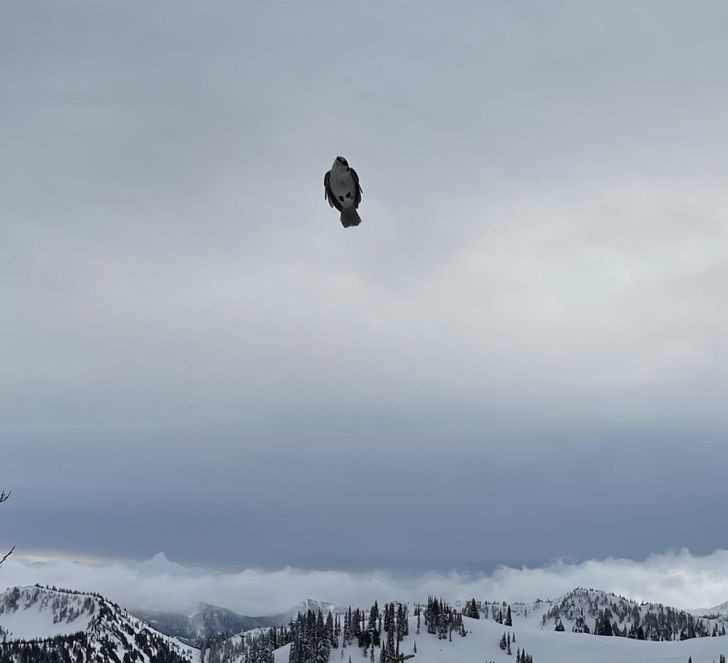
0, 585, 196, 662
289, 598, 339, 616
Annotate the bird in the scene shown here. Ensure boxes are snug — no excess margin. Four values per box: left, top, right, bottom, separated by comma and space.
324, 156, 363, 228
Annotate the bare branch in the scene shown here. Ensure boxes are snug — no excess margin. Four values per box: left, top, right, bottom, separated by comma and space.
0, 545, 14, 567
1, 488, 13, 567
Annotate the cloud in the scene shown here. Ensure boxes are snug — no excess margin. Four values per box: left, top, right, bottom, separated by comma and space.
3, 548, 728, 615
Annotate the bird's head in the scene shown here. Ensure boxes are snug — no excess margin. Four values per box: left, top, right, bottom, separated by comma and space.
333, 156, 349, 171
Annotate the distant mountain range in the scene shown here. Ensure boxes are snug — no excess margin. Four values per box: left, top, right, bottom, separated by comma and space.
131, 598, 339, 646
2, 584, 728, 663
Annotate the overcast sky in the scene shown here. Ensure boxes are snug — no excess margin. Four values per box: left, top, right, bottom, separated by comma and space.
3, 1, 728, 581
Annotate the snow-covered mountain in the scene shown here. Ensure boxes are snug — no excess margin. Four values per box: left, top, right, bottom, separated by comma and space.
131, 598, 340, 648
0, 585, 198, 663
477, 588, 728, 640
4, 585, 728, 663
133, 602, 274, 646
207, 594, 728, 663
694, 600, 728, 619
534, 588, 726, 639
277, 599, 340, 624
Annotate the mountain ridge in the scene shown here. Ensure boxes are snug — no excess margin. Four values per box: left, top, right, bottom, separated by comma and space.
4, 584, 728, 662
130, 598, 341, 646
0, 585, 198, 662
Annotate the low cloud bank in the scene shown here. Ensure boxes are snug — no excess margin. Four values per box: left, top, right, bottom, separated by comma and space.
3, 548, 728, 615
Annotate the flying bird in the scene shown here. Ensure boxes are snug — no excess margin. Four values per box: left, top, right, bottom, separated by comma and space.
324, 156, 363, 228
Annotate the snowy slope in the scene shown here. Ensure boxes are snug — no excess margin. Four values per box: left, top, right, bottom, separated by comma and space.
694, 601, 728, 619
0, 585, 199, 663
4, 585, 728, 663
269, 614, 728, 663
480, 588, 727, 640
434, 614, 728, 663
0, 585, 96, 640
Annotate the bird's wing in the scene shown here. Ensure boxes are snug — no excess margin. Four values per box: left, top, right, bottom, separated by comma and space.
324, 171, 343, 211
350, 168, 363, 208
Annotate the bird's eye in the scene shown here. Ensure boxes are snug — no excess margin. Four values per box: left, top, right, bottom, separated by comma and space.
338, 196, 344, 201
346, 192, 351, 198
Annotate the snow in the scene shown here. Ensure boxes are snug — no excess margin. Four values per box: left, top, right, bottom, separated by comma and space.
276, 612, 728, 663
0, 586, 201, 663
455, 616, 728, 663
0, 603, 93, 640
694, 601, 728, 618
0, 586, 96, 640
4, 584, 728, 663
282, 599, 341, 621
274, 642, 291, 663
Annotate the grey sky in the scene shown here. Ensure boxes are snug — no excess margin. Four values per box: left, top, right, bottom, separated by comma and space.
2, 2, 728, 573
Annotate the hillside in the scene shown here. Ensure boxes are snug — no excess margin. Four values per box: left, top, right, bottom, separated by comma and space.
4, 585, 728, 663
133, 602, 275, 647
477, 588, 728, 640
130, 598, 337, 647
209, 595, 728, 663
273, 599, 340, 626
694, 601, 728, 620
0, 585, 199, 663
269, 613, 728, 663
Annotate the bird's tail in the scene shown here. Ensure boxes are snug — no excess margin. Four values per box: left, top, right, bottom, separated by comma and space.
340, 208, 361, 228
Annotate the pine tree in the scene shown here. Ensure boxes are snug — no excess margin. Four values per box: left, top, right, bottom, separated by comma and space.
603, 615, 613, 637
397, 604, 407, 642
368, 602, 380, 648
344, 608, 351, 645
327, 612, 337, 648
387, 608, 395, 651
464, 599, 480, 619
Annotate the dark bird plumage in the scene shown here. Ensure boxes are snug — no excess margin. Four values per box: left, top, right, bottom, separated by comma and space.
324, 156, 363, 228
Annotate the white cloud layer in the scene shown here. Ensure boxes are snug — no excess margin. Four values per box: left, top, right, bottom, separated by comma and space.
4, 548, 728, 615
